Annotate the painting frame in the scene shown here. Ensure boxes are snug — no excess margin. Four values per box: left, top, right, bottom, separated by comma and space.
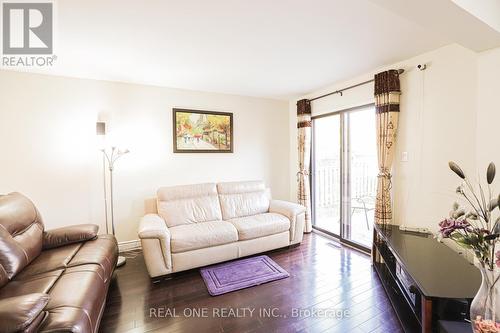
173, 108, 234, 153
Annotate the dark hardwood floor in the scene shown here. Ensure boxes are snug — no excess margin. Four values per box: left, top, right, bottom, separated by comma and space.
100, 233, 402, 333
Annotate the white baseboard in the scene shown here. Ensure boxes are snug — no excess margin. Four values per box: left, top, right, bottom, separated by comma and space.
118, 239, 141, 253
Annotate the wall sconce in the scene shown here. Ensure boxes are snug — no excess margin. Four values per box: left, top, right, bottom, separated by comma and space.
96, 121, 106, 135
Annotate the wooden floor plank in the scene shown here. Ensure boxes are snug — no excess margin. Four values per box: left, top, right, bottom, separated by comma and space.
100, 233, 401, 333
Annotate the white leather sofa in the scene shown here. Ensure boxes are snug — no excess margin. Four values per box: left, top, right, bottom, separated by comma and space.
138, 181, 306, 278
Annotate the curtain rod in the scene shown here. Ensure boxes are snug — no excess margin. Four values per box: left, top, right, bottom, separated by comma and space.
309, 68, 404, 102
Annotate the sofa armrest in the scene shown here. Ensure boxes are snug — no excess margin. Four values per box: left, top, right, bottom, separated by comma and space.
138, 214, 172, 277
0, 293, 49, 333
269, 200, 306, 244
43, 224, 98, 250
270, 200, 306, 219
138, 214, 170, 239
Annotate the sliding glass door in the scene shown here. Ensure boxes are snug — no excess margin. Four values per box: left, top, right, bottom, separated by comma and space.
312, 114, 341, 235
312, 105, 377, 250
345, 107, 377, 247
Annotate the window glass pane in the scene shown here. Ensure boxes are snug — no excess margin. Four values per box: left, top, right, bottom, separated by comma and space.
312, 115, 341, 235
346, 108, 377, 247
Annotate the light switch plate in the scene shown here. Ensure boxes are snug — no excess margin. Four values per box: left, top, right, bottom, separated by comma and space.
401, 151, 408, 162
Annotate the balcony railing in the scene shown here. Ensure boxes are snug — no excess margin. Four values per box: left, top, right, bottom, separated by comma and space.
313, 156, 377, 208
313, 155, 377, 247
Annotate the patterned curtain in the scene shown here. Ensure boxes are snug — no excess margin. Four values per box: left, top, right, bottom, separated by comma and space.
374, 70, 401, 227
297, 99, 312, 233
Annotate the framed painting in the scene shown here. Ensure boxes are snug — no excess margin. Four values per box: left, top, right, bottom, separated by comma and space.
173, 108, 233, 153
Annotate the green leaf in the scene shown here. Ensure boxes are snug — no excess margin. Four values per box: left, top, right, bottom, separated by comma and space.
493, 217, 500, 234
449, 161, 466, 179
489, 198, 498, 211
487, 162, 496, 184
453, 209, 466, 219
456, 239, 473, 249
484, 234, 499, 241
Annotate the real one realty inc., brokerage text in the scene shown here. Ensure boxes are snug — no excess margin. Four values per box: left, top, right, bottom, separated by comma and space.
150, 307, 350, 319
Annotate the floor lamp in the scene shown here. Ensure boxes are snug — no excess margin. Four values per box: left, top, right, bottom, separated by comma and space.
97, 121, 129, 267
101, 146, 129, 267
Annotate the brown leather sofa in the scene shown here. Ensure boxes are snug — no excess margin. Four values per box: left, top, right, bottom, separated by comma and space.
0, 193, 118, 333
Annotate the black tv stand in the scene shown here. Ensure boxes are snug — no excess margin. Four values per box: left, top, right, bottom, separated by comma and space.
372, 225, 480, 333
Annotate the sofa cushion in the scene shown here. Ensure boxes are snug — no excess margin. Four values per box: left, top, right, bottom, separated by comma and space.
0, 265, 8, 289
39, 306, 93, 333
0, 293, 50, 333
158, 197, 222, 228
15, 243, 82, 280
41, 268, 107, 333
157, 183, 222, 227
170, 221, 238, 253
158, 182, 217, 201
0, 193, 44, 279
67, 235, 118, 283
0, 270, 63, 299
217, 181, 271, 220
217, 181, 266, 194
228, 213, 290, 240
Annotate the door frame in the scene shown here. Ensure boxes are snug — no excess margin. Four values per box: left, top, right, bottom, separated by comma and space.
311, 103, 375, 253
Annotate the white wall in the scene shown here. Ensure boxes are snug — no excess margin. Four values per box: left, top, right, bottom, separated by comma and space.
476, 47, 500, 170
289, 44, 479, 231
2, 43, 497, 241
0, 71, 290, 242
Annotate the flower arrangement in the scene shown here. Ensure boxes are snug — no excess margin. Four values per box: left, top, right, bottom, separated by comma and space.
438, 161, 500, 332
474, 316, 500, 333
438, 162, 499, 269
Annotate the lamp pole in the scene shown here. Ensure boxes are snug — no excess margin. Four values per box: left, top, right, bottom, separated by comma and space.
109, 160, 115, 236
101, 146, 129, 267
102, 154, 109, 234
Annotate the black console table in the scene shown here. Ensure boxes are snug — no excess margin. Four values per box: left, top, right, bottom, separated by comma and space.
372, 225, 481, 333
438, 320, 472, 333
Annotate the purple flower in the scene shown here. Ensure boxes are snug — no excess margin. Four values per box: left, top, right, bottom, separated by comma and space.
474, 316, 500, 333
496, 251, 500, 268
438, 218, 470, 238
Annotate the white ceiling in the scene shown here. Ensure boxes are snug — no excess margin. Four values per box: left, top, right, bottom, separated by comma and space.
372, 0, 500, 52
2, 0, 500, 99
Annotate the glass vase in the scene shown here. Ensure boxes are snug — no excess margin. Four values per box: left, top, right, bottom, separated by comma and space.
470, 266, 500, 332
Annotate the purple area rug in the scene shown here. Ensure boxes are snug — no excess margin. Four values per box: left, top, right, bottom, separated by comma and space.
200, 255, 289, 296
